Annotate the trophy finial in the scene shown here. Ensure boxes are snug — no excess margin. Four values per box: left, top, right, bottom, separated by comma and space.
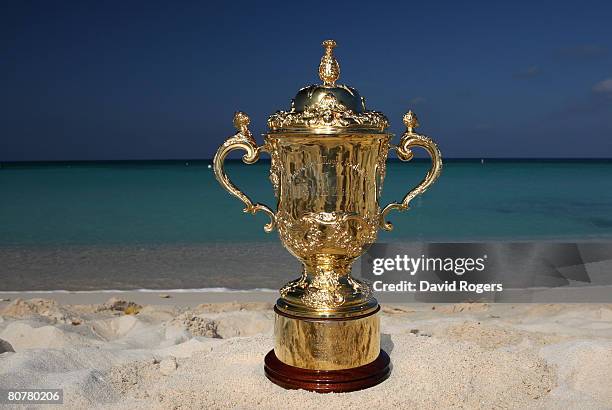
403, 110, 420, 133
319, 39, 340, 86
233, 111, 250, 133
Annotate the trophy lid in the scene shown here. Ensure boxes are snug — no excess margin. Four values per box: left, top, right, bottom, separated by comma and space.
267, 40, 389, 134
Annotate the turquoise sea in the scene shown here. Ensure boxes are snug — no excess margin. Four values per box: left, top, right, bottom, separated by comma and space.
2, 159, 612, 245
1, 159, 611, 291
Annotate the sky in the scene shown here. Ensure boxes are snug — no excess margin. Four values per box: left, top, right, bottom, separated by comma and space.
1, 0, 611, 161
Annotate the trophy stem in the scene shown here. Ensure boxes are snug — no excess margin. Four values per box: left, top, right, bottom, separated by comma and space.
278, 255, 376, 317
302, 255, 352, 278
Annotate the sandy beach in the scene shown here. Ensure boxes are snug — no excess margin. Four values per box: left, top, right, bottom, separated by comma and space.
1, 295, 611, 409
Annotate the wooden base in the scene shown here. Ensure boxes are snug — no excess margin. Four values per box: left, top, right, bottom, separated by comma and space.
264, 349, 391, 393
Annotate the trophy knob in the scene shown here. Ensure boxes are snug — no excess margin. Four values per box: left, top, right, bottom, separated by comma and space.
232, 111, 251, 134
402, 110, 420, 133
319, 39, 340, 86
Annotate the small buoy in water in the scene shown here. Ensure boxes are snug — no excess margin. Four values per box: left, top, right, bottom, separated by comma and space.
481, 159, 484, 164
185, 162, 189, 166
207, 164, 212, 169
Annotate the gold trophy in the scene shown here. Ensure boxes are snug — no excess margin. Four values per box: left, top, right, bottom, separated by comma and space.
214, 40, 442, 392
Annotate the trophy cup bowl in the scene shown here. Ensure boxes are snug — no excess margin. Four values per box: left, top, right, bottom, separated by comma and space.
213, 40, 442, 392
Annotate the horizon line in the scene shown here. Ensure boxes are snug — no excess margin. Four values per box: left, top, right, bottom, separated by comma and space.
2, 157, 612, 165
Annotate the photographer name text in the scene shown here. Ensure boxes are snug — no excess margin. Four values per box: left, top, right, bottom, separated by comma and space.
370, 254, 503, 294
373, 280, 503, 293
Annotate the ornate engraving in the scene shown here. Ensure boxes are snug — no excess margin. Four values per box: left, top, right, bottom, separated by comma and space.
376, 138, 390, 198
276, 210, 379, 259
275, 208, 377, 308
280, 271, 308, 299
280, 274, 374, 311
266, 139, 281, 198
268, 93, 389, 131
280, 268, 373, 311
303, 271, 346, 309
347, 276, 373, 301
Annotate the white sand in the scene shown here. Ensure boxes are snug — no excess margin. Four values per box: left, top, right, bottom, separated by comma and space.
1, 297, 612, 409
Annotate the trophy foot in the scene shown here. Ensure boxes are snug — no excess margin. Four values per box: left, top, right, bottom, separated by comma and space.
264, 349, 391, 393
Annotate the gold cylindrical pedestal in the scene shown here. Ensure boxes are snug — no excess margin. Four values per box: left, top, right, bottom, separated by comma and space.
274, 305, 380, 370
265, 302, 390, 392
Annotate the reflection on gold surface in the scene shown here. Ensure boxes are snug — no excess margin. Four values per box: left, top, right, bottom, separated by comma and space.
274, 309, 380, 370
267, 134, 389, 311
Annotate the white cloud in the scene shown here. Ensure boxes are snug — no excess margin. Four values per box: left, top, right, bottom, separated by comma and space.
592, 78, 612, 94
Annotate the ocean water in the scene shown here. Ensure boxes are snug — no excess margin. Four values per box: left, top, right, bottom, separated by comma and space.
1, 159, 611, 291
1, 159, 612, 246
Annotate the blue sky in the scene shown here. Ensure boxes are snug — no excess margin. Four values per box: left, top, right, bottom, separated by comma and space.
1, 0, 611, 160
